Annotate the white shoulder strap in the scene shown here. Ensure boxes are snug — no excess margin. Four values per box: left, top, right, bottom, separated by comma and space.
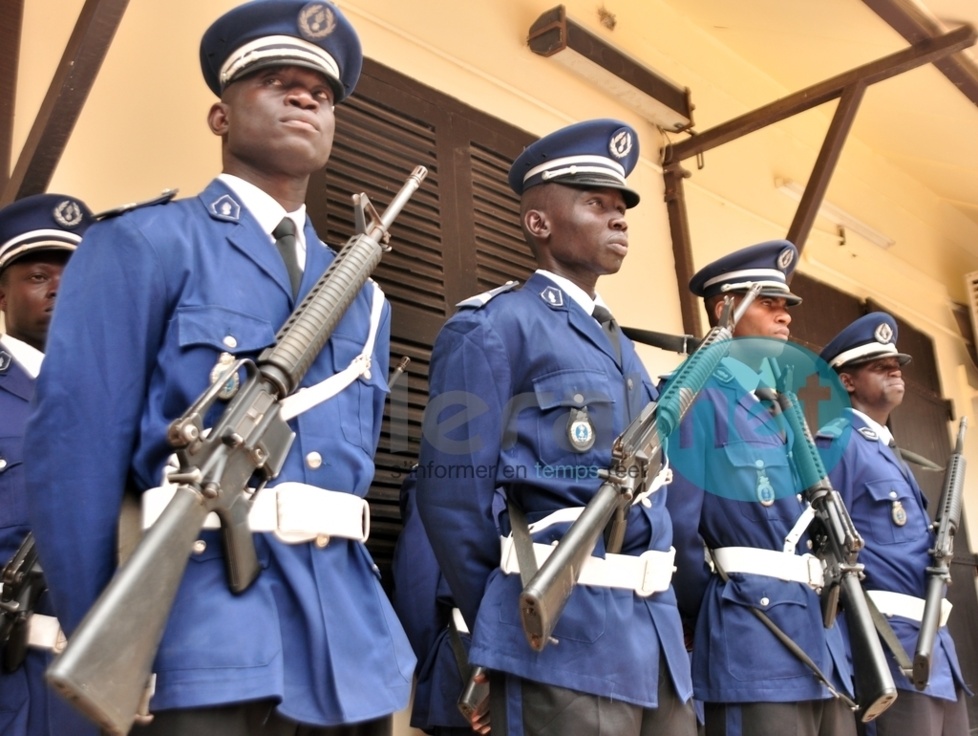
278, 281, 386, 421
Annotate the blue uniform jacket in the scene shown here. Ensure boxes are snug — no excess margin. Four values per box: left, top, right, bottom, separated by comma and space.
0, 343, 97, 736
664, 358, 853, 704
816, 410, 967, 700
415, 272, 693, 708
391, 469, 472, 732
24, 180, 415, 726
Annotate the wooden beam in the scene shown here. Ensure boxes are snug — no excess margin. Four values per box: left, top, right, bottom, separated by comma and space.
663, 23, 976, 165
1, 0, 129, 205
863, 0, 978, 109
0, 0, 25, 191
663, 164, 702, 337
787, 83, 866, 254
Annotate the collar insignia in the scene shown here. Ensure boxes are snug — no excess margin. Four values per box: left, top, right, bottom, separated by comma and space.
540, 285, 564, 307
209, 194, 241, 221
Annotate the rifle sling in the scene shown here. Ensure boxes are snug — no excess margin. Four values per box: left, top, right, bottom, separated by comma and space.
708, 548, 858, 710
507, 500, 538, 587
865, 592, 914, 675
447, 612, 473, 679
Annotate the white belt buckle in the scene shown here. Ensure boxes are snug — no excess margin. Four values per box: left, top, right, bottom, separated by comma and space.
274, 484, 317, 544
805, 554, 825, 591
638, 551, 658, 597
637, 548, 675, 597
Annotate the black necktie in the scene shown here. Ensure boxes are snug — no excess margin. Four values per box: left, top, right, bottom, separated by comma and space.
754, 386, 781, 415
592, 304, 621, 365
272, 217, 302, 297
754, 386, 786, 440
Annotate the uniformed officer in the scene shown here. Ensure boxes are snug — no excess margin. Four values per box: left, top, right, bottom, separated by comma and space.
0, 193, 96, 736
25, 2, 414, 734
416, 119, 697, 736
664, 241, 857, 736
816, 312, 970, 736
390, 467, 481, 736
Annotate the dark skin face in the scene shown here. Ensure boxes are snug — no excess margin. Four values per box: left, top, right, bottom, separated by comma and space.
709, 293, 791, 368
839, 356, 905, 426
0, 251, 70, 352
521, 183, 629, 298
723, 294, 792, 340
208, 64, 336, 211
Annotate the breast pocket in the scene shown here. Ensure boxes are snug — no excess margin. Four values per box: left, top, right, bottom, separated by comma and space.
530, 369, 616, 468
174, 306, 277, 413
863, 478, 928, 544
176, 305, 277, 356
719, 440, 796, 521
330, 333, 389, 452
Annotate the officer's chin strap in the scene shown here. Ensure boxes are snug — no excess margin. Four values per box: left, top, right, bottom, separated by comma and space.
708, 549, 859, 711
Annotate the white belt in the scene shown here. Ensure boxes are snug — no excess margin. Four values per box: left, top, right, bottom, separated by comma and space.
712, 547, 825, 589
867, 590, 952, 627
142, 482, 370, 545
0, 585, 64, 653
499, 537, 675, 597
27, 613, 65, 652
451, 607, 470, 635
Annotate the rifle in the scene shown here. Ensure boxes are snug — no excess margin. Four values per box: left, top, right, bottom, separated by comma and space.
518, 283, 763, 651
1, 532, 46, 672
774, 374, 897, 722
45, 166, 428, 736
913, 416, 967, 690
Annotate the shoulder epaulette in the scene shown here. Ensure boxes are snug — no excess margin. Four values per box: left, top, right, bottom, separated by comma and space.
95, 188, 178, 220
456, 280, 519, 310
816, 417, 848, 440
714, 364, 734, 384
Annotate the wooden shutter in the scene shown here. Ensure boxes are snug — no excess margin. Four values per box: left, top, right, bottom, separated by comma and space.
306, 59, 534, 586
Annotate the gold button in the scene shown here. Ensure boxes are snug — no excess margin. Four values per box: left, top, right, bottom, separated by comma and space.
192, 540, 207, 555
223, 335, 238, 349
760, 597, 770, 607
315, 535, 330, 548
306, 451, 323, 469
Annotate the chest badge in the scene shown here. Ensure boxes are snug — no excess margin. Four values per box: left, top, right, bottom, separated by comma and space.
891, 500, 907, 527
755, 459, 775, 507
567, 408, 596, 452
209, 352, 240, 400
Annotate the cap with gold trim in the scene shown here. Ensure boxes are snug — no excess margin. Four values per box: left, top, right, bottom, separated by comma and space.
508, 119, 641, 208
200, 0, 362, 102
689, 240, 802, 305
820, 312, 911, 369
0, 193, 94, 273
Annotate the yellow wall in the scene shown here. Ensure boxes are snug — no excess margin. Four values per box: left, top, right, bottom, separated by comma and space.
11, 3, 978, 729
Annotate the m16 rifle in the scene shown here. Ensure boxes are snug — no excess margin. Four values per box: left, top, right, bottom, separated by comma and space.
44, 167, 427, 736
775, 373, 896, 722
518, 283, 763, 651
913, 417, 967, 690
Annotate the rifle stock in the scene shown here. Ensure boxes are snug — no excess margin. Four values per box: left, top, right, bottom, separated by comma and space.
45, 166, 427, 735
518, 285, 763, 651
913, 416, 967, 690
776, 385, 896, 722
